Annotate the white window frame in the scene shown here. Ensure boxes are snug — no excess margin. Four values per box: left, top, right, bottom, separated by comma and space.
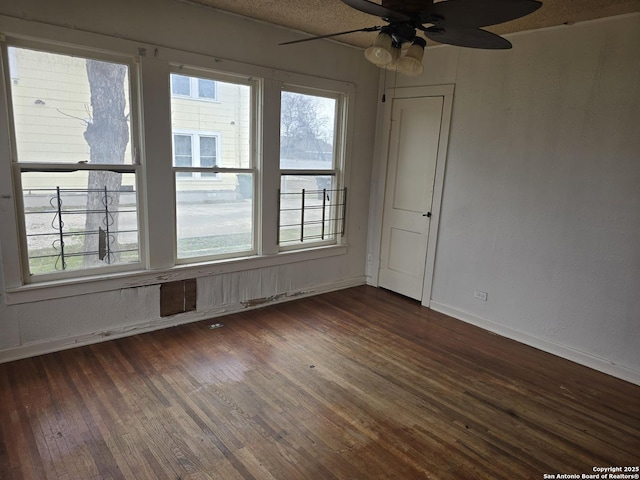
170, 73, 217, 101
170, 66, 258, 264
0, 18, 354, 304
278, 85, 347, 251
0, 38, 145, 284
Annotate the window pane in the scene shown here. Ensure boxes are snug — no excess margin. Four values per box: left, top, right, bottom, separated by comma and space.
171, 73, 254, 261
171, 74, 191, 96
8, 47, 133, 164
279, 175, 337, 245
170, 75, 252, 169
21, 171, 139, 275
176, 173, 253, 259
198, 79, 216, 99
280, 91, 335, 170
173, 135, 193, 167
199, 136, 217, 168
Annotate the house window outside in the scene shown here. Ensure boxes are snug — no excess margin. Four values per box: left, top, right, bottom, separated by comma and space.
170, 72, 255, 261
173, 134, 193, 170
279, 89, 344, 248
172, 133, 219, 178
5, 45, 141, 279
171, 74, 217, 100
200, 136, 217, 168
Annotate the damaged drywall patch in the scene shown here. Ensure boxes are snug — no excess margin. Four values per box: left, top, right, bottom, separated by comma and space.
160, 279, 196, 317
241, 293, 286, 308
240, 289, 315, 308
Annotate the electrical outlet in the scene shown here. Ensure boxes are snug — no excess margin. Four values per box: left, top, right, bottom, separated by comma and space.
474, 290, 488, 301
367, 253, 373, 264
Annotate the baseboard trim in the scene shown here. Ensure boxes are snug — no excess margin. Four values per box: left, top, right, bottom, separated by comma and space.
0, 277, 366, 364
430, 301, 640, 387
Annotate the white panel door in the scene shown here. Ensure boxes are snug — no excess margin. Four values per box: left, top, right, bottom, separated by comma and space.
378, 95, 443, 300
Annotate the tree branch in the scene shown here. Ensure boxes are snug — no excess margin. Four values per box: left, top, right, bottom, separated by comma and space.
56, 108, 90, 125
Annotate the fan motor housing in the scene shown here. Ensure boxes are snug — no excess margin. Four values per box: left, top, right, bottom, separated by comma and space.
385, 22, 418, 46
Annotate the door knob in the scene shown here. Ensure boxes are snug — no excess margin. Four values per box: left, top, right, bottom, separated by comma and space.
423, 212, 432, 217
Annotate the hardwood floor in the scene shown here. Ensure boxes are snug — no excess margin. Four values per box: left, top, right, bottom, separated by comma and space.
1, 286, 638, 479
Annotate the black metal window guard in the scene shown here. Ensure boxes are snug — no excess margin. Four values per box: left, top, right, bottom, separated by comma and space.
24, 186, 139, 272
278, 187, 347, 245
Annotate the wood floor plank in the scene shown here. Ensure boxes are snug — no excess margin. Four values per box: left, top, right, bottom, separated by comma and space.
1, 286, 638, 479
5, 361, 52, 480
0, 362, 17, 480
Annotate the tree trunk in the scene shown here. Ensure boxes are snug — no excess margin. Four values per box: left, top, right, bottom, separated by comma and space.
82, 60, 129, 266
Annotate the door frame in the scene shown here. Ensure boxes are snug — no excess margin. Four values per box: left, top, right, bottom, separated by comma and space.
370, 84, 454, 307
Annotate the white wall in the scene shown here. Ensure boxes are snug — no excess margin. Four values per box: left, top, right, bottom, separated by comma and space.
0, 0, 379, 360
368, 14, 640, 383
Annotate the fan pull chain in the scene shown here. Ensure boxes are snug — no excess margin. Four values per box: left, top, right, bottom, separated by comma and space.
393, 66, 398, 100
381, 68, 387, 102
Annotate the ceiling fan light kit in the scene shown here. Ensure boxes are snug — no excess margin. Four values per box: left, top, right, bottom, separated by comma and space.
364, 28, 427, 76
364, 31, 395, 65
281, 0, 542, 77
389, 37, 427, 76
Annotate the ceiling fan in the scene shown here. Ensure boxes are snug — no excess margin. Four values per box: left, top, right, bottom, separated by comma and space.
281, 0, 542, 75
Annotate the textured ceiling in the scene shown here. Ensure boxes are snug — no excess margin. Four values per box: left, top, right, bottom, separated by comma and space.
181, 0, 640, 48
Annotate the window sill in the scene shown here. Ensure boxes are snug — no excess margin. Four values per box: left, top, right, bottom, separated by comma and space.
5, 244, 348, 305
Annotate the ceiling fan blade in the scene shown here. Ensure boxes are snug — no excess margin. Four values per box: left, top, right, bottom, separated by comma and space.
425, 0, 542, 27
341, 0, 411, 21
279, 26, 382, 45
382, 0, 435, 15
423, 26, 512, 49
